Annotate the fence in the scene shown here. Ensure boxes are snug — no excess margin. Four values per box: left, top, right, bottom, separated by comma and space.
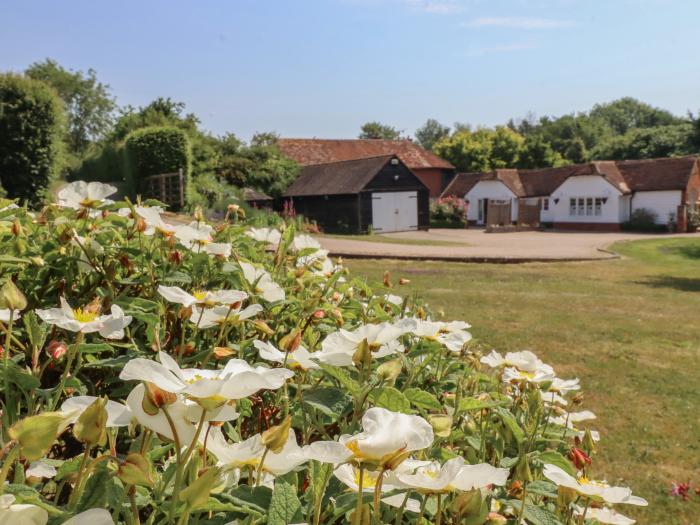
518, 198, 541, 227
144, 170, 185, 209
487, 199, 511, 226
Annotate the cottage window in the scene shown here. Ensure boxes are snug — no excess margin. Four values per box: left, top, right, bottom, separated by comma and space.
577, 198, 585, 215
542, 198, 549, 211
586, 197, 593, 216
569, 198, 576, 215
594, 198, 602, 216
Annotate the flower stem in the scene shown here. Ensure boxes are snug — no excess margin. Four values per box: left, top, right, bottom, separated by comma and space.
435, 493, 442, 525
68, 444, 93, 508
0, 444, 19, 493
49, 331, 84, 411
2, 311, 15, 427
355, 465, 365, 523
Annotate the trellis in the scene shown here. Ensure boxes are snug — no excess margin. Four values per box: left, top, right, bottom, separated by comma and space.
144, 170, 185, 209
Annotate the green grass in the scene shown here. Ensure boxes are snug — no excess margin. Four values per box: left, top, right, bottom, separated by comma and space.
346, 237, 700, 525
320, 233, 469, 247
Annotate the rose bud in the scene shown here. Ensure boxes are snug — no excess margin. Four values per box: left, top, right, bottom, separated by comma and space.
383, 271, 392, 288
312, 309, 325, 319
169, 250, 183, 264
47, 340, 68, 360
11, 219, 22, 237
261, 416, 292, 453
569, 447, 592, 470
135, 217, 147, 233
398, 278, 410, 285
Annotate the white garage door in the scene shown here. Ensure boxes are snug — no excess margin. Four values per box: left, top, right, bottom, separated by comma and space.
371, 191, 418, 233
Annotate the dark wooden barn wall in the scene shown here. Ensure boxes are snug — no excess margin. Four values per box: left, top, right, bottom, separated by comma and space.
289, 194, 360, 233
290, 159, 431, 233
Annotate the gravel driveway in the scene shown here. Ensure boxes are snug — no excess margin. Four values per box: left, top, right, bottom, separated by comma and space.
316, 228, 699, 262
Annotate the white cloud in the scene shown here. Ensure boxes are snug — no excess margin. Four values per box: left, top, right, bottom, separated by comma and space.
398, 0, 466, 15
464, 16, 573, 29
466, 41, 538, 56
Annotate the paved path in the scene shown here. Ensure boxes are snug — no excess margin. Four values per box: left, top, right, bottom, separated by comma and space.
316, 228, 700, 262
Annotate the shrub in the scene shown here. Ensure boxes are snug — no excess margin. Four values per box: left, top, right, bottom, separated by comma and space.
124, 126, 191, 197
0, 73, 64, 205
70, 142, 126, 183
430, 195, 467, 227
622, 207, 665, 232
0, 182, 647, 525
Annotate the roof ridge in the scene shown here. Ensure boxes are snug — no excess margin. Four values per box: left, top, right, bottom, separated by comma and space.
291, 154, 396, 168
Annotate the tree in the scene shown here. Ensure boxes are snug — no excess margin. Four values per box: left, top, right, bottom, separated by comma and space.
0, 73, 64, 205
358, 121, 402, 140
490, 126, 524, 168
592, 124, 694, 160
590, 97, 683, 135
433, 129, 493, 172
517, 134, 566, 169
564, 137, 588, 164
414, 119, 450, 151
25, 59, 115, 158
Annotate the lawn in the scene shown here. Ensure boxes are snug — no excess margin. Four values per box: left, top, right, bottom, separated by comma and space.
319, 233, 469, 247
346, 237, 700, 525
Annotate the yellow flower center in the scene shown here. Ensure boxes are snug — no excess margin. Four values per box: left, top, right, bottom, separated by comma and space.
193, 291, 208, 302
519, 371, 535, 380
578, 477, 606, 487
73, 308, 98, 323
354, 470, 380, 489
79, 198, 100, 208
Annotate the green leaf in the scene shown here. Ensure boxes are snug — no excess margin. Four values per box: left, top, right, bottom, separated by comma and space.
0, 361, 40, 390
368, 386, 412, 413
303, 387, 351, 417
317, 363, 360, 395
459, 397, 509, 411
404, 388, 442, 410
535, 451, 575, 476
267, 480, 302, 525
523, 503, 564, 525
494, 406, 525, 445
220, 485, 272, 515
309, 461, 333, 521
77, 343, 114, 354
22, 310, 47, 350
76, 462, 110, 512
526, 480, 559, 498
163, 271, 192, 284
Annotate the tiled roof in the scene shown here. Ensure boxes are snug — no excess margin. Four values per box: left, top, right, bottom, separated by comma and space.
242, 187, 272, 201
440, 172, 482, 198
283, 155, 395, 197
277, 138, 454, 170
454, 157, 697, 198
616, 156, 698, 192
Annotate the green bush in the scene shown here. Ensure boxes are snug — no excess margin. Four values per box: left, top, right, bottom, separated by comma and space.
622, 208, 665, 232
124, 126, 191, 196
0, 73, 64, 205
70, 142, 126, 183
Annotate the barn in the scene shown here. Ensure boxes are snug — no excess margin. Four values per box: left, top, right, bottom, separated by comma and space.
283, 154, 430, 233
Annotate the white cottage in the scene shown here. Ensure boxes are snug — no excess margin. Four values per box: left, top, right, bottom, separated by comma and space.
442, 156, 700, 231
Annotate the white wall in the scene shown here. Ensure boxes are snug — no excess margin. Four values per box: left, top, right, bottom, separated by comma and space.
466, 180, 518, 223
549, 175, 622, 223
631, 191, 682, 224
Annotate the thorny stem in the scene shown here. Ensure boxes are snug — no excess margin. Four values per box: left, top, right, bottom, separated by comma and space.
49, 331, 84, 411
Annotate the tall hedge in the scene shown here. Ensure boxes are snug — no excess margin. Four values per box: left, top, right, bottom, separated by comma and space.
0, 73, 64, 205
124, 126, 191, 195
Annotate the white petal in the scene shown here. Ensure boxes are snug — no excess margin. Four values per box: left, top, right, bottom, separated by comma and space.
62, 507, 115, 525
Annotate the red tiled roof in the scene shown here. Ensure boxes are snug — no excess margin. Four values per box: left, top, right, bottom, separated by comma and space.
616, 156, 698, 192
440, 172, 481, 198
277, 138, 454, 170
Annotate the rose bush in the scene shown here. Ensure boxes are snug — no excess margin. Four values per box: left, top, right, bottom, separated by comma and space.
0, 182, 646, 524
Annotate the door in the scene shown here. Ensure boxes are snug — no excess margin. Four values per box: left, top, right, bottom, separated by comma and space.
478, 199, 488, 225
371, 191, 418, 233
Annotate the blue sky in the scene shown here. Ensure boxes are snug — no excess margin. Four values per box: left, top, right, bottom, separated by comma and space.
2, 0, 699, 140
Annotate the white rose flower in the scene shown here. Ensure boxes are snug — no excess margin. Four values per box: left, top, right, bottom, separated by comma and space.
543, 464, 647, 506
61, 395, 132, 427
254, 340, 320, 370
313, 322, 408, 367
0, 494, 48, 525
120, 351, 293, 402
572, 505, 636, 525
62, 507, 115, 525
157, 285, 248, 308
239, 262, 285, 302
481, 350, 547, 373
190, 303, 263, 329
57, 181, 117, 210
246, 227, 281, 246
0, 309, 21, 323
36, 298, 132, 339
398, 318, 472, 353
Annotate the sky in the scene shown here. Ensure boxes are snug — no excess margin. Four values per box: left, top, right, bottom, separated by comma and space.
2, 0, 700, 141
